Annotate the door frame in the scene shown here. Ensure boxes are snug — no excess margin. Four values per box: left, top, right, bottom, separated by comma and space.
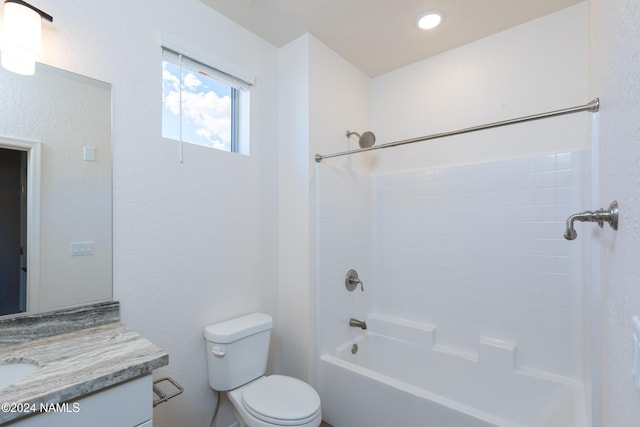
0, 136, 41, 312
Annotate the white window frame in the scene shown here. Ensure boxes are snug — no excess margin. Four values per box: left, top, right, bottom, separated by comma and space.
160, 34, 254, 157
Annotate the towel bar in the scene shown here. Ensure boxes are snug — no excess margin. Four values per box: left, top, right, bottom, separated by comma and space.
153, 377, 184, 407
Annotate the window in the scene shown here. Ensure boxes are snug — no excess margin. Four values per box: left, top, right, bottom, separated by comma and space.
162, 48, 250, 154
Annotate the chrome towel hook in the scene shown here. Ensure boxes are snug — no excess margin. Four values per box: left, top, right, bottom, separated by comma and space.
564, 201, 619, 240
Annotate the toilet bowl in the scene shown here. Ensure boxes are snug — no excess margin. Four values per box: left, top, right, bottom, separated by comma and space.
204, 313, 322, 427
228, 375, 321, 427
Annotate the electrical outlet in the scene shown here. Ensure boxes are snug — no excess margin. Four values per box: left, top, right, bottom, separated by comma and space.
70, 242, 94, 256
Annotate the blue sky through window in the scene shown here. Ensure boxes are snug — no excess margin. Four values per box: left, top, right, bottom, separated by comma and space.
162, 58, 233, 151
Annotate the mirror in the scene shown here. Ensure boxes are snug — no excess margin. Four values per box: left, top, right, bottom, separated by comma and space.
0, 63, 112, 316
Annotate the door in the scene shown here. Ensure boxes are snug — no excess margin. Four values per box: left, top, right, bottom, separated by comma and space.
0, 147, 27, 315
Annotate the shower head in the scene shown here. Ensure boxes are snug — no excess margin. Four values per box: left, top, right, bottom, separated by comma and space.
346, 130, 376, 148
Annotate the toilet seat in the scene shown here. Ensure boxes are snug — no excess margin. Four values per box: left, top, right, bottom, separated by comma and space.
240, 375, 321, 426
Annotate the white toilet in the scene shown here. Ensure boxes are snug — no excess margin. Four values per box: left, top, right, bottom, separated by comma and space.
204, 313, 322, 427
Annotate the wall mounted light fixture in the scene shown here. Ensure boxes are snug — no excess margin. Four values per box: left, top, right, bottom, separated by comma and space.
1, 0, 52, 75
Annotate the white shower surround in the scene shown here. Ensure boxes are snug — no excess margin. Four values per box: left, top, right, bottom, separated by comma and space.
317, 150, 588, 374
314, 5, 592, 425
319, 314, 586, 427
316, 149, 591, 425
374, 151, 587, 377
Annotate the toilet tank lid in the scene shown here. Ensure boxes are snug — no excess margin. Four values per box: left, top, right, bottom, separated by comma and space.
204, 313, 273, 343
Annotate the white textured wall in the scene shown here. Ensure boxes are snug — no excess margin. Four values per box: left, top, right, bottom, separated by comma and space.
278, 34, 371, 383
590, 0, 640, 425
308, 37, 373, 174
370, 3, 589, 173
21, 1, 280, 426
277, 35, 311, 381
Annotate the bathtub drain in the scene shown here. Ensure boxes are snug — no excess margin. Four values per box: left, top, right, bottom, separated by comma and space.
351, 344, 358, 355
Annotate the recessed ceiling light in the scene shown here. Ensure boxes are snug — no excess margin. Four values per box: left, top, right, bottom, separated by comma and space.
417, 10, 444, 30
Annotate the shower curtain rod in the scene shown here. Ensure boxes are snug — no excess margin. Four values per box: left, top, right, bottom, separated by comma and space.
314, 98, 600, 163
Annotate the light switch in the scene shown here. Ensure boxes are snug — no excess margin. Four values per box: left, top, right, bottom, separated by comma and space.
83, 146, 96, 162
70, 242, 94, 256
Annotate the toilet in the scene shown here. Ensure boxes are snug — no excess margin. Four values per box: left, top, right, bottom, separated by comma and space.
204, 313, 322, 427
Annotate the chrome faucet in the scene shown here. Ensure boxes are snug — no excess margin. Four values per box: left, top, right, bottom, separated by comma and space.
349, 318, 367, 330
564, 201, 618, 240
345, 269, 364, 292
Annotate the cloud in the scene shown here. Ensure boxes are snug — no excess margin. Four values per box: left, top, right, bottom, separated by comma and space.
162, 65, 232, 148
162, 66, 181, 114
181, 88, 231, 146
183, 72, 202, 90
162, 63, 179, 87
163, 89, 181, 115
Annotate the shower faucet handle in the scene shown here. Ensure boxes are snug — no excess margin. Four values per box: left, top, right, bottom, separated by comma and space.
349, 277, 364, 292
345, 269, 364, 292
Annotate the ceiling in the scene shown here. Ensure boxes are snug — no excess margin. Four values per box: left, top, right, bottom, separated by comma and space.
200, 0, 585, 77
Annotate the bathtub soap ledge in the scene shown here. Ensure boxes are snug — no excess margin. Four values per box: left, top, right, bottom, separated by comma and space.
478, 336, 517, 372
367, 313, 436, 347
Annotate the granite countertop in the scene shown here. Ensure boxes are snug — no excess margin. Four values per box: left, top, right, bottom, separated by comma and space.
0, 321, 168, 424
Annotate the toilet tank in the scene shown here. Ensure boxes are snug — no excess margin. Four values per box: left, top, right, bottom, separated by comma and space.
204, 313, 272, 391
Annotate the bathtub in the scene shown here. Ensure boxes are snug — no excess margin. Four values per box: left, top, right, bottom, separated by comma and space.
318, 314, 587, 427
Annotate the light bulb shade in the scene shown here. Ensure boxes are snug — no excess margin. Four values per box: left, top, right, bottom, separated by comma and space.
1, 1, 42, 75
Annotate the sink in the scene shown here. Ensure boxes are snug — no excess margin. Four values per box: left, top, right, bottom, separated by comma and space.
0, 363, 39, 389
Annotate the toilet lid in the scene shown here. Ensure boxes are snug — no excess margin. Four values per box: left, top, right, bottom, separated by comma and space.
241, 375, 321, 425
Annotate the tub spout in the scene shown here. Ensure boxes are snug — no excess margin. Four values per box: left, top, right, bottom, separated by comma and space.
349, 318, 367, 330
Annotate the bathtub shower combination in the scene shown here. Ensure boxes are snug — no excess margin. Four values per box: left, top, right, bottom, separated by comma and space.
316, 133, 595, 426
319, 315, 585, 427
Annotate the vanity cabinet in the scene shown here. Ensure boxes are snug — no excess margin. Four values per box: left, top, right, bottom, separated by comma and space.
8, 375, 152, 427
0, 308, 168, 427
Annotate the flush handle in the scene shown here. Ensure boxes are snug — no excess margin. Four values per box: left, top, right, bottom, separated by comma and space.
212, 346, 226, 357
